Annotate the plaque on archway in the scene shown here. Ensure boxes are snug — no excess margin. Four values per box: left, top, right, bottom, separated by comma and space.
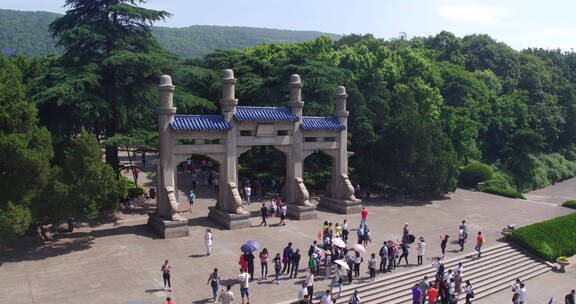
149, 70, 361, 237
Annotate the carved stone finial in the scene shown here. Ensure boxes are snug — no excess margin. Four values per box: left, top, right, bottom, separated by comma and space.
223, 69, 235, 80
159, 75, 173, 86
336, 86, 347, 96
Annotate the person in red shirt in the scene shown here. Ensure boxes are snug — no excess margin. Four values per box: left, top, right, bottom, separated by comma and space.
475, 231, 485, 258
427, 284, 439, 304
360, 207, 368, 226
166, 297, 173, 304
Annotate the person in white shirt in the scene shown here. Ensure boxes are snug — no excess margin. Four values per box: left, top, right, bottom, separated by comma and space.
320, 289, 332, 304
305, 271, 315, 300
517, 283, 527, 304
244, 186, 251, 204
204, 229, 213, 256
458, 228, 466, 251
444, 269, 453, 283
417, 237, 426, 265
219, 284, 234, 304
238, 269, 250, 304
297, 283, 308, 301
454, 262, 464, 277
511, 278, 521, 303
330, 265, 345, 296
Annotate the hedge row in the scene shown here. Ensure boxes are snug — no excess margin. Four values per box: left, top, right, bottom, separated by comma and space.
562, 200, 576, 209
480, 186, 525, 199
509, 213, 576, 261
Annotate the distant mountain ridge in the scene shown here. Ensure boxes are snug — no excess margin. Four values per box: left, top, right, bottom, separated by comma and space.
0, 8, 340, 58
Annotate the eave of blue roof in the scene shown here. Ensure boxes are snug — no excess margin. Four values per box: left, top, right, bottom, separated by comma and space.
301, 117, 345, 130
171, 115, 232, 131
234, 106, 299, 121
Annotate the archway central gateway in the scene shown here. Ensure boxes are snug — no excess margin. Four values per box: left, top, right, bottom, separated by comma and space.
149, 69, 361, 238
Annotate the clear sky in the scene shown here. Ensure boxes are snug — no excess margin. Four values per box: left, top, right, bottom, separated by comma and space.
1, 0, 574, 51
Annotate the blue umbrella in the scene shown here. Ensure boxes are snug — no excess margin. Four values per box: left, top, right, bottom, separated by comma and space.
241, 240, 260, 253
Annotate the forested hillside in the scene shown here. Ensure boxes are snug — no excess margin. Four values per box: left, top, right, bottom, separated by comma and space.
3, 0, 576, 241
0, 9, 339, 57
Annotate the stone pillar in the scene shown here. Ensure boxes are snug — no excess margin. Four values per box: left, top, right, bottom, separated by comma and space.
148, 75, 189, 238
318, 86, 361, 214
208, 69, 251, 229
285, 74, 316, 220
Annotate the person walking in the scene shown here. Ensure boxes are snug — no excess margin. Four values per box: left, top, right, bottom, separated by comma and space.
398, 240, 409, 266
353, 251, 363, 278
290, 249, 301, 279
565, 289, 575, 304
219, 284, 234, 304
379, 241, 388, 272
298, 283, 308, 302
305, 270, 315, 300
511, 278, 521, 304
368, 253, 377, 280
244, 185, 251, 204
461, 220, 469, 243
279, 203, 287, 225
440, 234, 449, 259
349, 290, 361, 304
342, 219, 349, 243
244, 252, 255, 281
161, 260, 172, 291
362, 225, 371, 247
458, 226, 466, 251
238, 268, 250, 304
320, 289, 332, 304
356, 224, 364, 245
204, 229, 213, 256
207, 268, 221, 301
273, 253, 282, 284
187, 190, 195, 212
427, 283, 439, 304
475, 232, 485, 258
417, 237, 426, 265
464, 280, 474, 304
330, 264, 345, 296
259, 248, 268, 280
419, 276, 430, 304
403, 223, 410, 243
412, 284, 423, 304
517, 283, 527, 304
387, 240, 395, 272
360, 207, 368, 226
259, 203, 268, 226
282, 242, 294, 274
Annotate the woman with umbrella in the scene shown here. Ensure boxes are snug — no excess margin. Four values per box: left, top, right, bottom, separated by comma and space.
331, 262, 348, 296
240, 240, 260, 277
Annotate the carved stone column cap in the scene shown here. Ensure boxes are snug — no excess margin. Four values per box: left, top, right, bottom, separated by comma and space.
159, 75, 175, 91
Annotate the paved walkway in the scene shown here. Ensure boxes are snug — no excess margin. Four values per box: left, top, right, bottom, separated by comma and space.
1, 161, 574, 304
524, 178, 576, 205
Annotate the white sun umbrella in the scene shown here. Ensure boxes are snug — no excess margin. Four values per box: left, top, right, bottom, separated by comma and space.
351, 243, 367, 254
331, 238, 346, 248
334, 259, 350, 270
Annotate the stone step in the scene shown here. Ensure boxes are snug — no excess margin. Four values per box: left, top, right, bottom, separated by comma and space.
334, 243, 517, 299
334, 249, 537, 303
370, 261, 550, 304
357, 257, 549, 304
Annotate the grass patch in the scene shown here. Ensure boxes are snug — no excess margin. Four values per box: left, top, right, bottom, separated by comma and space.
480, 186, 525, 199
509, 213, 576, 261
562, 200, 576, 209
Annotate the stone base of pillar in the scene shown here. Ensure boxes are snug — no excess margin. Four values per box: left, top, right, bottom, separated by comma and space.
208, 206, 251, 230
318, 197, 362, 214
286, 204, 317, 220
148, 213, 189, 239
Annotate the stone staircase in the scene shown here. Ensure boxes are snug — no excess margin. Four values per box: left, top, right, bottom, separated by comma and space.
325, 243, 551, 304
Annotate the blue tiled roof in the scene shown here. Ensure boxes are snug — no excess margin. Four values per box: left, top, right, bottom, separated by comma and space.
301, 117, 345, 130
171, 115, 232, 131
234, 106, 299, 121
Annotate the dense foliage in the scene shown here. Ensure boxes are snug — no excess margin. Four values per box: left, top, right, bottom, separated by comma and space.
0, 9, 338, 58
510, 213, 576, 260
479, 186, 525, 199
459, 162, 493, 187
3, 1, 576, 240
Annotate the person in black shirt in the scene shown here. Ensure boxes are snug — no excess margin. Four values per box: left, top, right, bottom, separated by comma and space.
566, 289, 575, 304
244, 252, 255, 281
259, 203, 268, 226
282, 242, 294, 274
290, 249, 301, 278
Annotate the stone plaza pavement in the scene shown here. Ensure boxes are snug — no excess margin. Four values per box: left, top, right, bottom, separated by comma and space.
1, 180, 574, 304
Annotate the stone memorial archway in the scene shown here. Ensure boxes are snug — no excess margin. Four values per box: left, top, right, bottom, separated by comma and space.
149, 69, 361, 237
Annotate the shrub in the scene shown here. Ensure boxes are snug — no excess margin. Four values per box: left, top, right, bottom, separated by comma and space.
459, 161, 493, 187
509, 213, 576, 260
562, 200, 576, 209
0, 202, 32, 242
480, 186, 525, 199
128, 185, 146, 199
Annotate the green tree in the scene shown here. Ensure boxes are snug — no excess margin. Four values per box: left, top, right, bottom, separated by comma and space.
33, 0, 172, 172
